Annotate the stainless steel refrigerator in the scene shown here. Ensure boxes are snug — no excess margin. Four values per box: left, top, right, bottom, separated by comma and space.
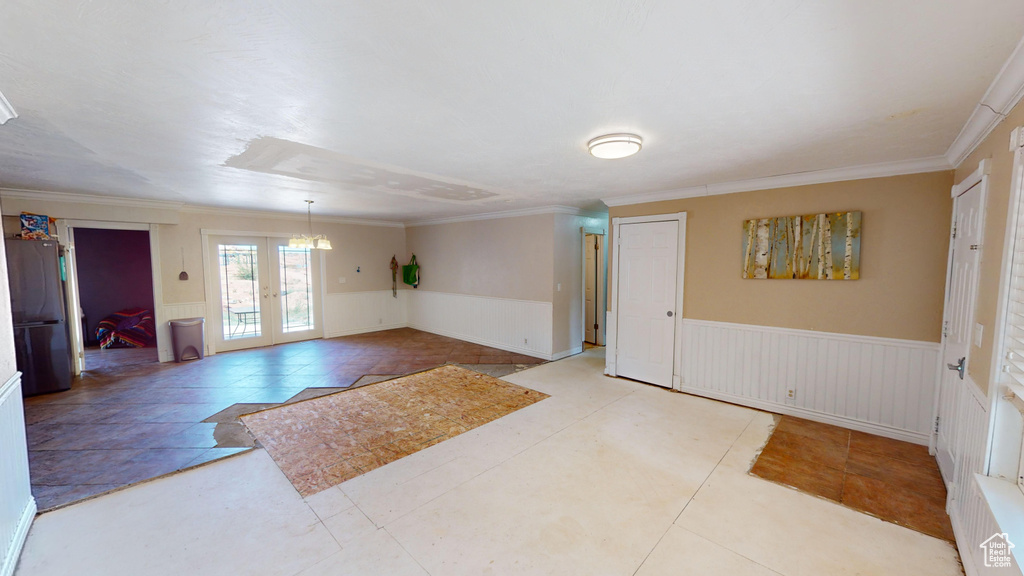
6, 239, 73, 396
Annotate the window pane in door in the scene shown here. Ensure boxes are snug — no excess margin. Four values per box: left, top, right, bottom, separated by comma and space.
218, 244, 261, 339
279, 246, 314, 333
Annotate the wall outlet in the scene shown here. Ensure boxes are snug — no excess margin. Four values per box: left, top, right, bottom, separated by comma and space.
378, 318, 382, 324
556, 283, 562, 292
785, 389, 796, 405
338, 277, 346, 284
974, 322, 984, 347
524, 338, 528, 345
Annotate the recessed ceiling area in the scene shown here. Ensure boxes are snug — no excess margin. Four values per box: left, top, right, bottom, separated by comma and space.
0, 1, 1022, 222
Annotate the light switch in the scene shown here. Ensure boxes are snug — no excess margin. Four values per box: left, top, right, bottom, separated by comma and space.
974, 323, 983, 347
338, 277, 346, 284
556, 283, 562, 292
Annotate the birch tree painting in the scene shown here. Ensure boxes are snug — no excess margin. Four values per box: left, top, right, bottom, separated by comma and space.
742, 211, 861, 279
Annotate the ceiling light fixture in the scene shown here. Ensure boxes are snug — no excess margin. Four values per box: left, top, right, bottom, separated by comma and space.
0, 90, 18, 125
588, 133, 642, 159
289, 200, 332, 250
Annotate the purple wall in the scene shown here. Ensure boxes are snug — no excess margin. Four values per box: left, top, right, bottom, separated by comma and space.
74, 228, 155, 347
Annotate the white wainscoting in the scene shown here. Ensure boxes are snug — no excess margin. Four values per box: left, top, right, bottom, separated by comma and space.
680, 319, 940, 444
1, 373, 34, 576
324, 291, 409, 338
946, 386, 1011, 576
407, 291, 553, 359
157, 302, 208, 362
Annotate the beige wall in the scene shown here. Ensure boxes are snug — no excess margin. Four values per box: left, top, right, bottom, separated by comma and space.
609, 171, 954, 343
956, 97, 1024, 395
160, 212, 406, 304
1, 204, 406, 305
404, 214, 555, 303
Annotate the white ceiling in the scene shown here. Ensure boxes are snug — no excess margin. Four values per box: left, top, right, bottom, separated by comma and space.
0, 1, 1022, 222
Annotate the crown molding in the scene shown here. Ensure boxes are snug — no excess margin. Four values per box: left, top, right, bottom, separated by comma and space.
946, 35, 1024, 168
601, 155, 952, 207
0, 90, 17, 125
180, 205, 405, 228
405, 205, 606, 227
0, 188, 184, 210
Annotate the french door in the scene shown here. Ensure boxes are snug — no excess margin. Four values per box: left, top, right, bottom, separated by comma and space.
208, 235, 323, 353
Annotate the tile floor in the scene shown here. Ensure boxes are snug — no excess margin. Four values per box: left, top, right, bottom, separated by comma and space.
750, 415, 954, 541
15, 349, 962, 576
242, 365, 548, 496
22, 328, 544, 510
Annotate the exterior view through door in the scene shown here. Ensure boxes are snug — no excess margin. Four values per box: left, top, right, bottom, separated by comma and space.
612, 218, 682, 388
208, 234, 323, 353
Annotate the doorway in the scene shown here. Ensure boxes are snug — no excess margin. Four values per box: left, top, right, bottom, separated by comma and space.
934, 162, 988, 480
206, 234, 323, 353
608, 213, 687, 389
582, 229, 606, 346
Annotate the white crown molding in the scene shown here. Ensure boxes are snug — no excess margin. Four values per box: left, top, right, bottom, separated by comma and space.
0, 188, 406, 228
0, 89, 17, 125
946, 35, 1024, 168
181, 205, 405, 228
404, 205, 607, 227
601, 155, 952, 207
0, 188, 184, 210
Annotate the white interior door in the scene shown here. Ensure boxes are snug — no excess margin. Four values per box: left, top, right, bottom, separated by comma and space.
585, 233, 597, 344
616, 220, 678, 387
936, 180, 984, 479
209, 235, 323, 352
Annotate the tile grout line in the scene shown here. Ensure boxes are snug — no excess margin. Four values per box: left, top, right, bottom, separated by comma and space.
631, 412, 764, 576
383, 525, 435, 576
350, 387, 641, 529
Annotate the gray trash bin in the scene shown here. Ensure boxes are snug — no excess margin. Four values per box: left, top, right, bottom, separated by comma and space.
170, 317, 205, 362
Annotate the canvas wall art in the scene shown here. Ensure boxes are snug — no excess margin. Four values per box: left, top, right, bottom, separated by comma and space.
742, 211, 861, 280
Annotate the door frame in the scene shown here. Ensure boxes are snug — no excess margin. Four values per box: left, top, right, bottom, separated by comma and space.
606, 212, 687, 389
580, 226, 606, 346
200, 229, 328, 356
932, 159, 990, 467
55, 220, 163, 372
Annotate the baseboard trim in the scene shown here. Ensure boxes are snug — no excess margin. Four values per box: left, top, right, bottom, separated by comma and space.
679, 385, 931, 445
408, 323, 551, 360
551, 345, 584, 361
325, 322, 408, 339
1, 497, 36, 576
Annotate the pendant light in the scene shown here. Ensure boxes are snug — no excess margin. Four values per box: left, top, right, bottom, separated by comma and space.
289, 200, 333, 250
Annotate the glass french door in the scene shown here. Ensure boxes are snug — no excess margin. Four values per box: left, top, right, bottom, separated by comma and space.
209, 235, 323, 352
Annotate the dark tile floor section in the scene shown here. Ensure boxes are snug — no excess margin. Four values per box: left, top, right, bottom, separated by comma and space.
750, 416, 954, 542
23, 328, 545, 510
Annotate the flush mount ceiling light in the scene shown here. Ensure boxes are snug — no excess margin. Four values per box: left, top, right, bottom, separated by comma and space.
289, 200, 333, 250
588, 133, 642, 159
0, 89, 18, 125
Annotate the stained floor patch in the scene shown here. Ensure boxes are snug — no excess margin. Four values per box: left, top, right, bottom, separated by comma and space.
240, 365, 548, 497
749, 416, 953, 541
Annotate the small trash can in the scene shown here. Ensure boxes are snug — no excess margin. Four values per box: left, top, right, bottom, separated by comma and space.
170, 317, 205, 362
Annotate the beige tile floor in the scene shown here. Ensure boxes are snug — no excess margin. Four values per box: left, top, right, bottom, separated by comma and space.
14, 349, 962, 576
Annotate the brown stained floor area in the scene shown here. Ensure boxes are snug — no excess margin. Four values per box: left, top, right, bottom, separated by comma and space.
241, 365, 548, 497
22, 328, 544, 510
750, 415, 954, 541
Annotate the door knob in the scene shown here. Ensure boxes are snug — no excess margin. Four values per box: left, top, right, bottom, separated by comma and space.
667, 311, 674, 317
946, 357, 965, 380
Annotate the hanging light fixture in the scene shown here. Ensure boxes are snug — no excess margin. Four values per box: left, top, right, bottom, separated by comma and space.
290, 200, 333, 250
588, 133, 642, 159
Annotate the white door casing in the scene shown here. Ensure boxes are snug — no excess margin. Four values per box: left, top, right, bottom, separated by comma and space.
205, 232, 324, 354
615, 220, 679, 388
935, 161, 988, 481
585, 233, 598, 344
